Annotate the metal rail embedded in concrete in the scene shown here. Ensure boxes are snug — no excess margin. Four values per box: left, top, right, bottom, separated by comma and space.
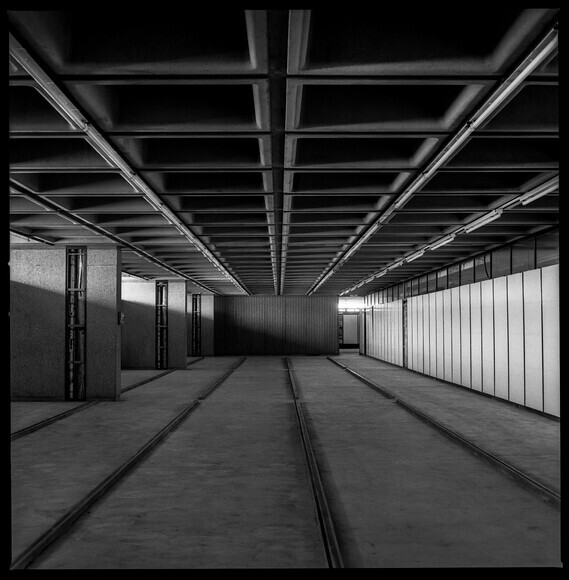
284, 357, 344, 569
327, 356, 560, 509
120, 369, 176, 393
10, 357, 247, 570
10, 401, 99, 442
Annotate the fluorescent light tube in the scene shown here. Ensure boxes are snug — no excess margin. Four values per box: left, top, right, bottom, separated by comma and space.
429, 234, 456, 251
520, 177, 559, 206
406, 250, 425, 263
463, 209, 503, 234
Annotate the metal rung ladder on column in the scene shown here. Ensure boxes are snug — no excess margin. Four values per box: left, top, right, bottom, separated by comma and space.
65, 247, 87, 401
191, 293, 201, 357
156, 281, 168, 369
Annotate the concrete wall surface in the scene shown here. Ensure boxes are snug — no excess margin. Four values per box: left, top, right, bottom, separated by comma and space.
121, 280, 156, 368
86, 247, 121, 400
10, 247, 67, 399
122, 279, 189, 368
167, 281, 187, 368
364, 265, 560, 417
202, 294, 215, 356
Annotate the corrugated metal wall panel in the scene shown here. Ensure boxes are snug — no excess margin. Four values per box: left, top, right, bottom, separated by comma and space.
214, 295, 337, 355
480, 280, 495, 396
542, 264, 560, 416
523, 269, 543, 412
508, 273, 525, 405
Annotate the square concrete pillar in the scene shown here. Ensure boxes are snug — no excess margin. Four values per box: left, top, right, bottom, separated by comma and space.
86, 246, 122, 400
187, 293, 215, 357
10, 246, 67, 400
121, 278, 188, 369
168, 280, 188, 368
10, 244, 122, 400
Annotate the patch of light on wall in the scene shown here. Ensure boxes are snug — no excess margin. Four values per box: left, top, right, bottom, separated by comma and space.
338, 296, 365, 311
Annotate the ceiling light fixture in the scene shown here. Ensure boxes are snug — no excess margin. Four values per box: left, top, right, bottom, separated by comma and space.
406, 249, 425, 263
429, 234, 456, 251
519, 175, 559, 205
9, 33, 249, 296
462, 209, 503, 234
308, 23, 557, 297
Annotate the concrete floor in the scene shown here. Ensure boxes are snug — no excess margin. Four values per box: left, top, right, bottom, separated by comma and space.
331, 354, 560, 496
10, 356, 562, 569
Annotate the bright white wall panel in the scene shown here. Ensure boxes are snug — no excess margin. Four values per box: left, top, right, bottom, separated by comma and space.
460, 285, 471, 388
480, 279, 495, 396
507, 273, 525, 405
421, 294, 429, 375
396, 300, 402, 366
542, 264, 560, 416
409, 298, 417, 371
435, 291, 445, 379
470, 283, 483, 391
523, 269, 544, 411
443, 289, 453, 381
451, 287, 461, 384
416, 296, 424, 373
427, 294, 437, 377
493, 277, 509, 401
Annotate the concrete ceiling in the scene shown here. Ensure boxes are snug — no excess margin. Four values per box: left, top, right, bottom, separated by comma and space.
8, 9, 559, 296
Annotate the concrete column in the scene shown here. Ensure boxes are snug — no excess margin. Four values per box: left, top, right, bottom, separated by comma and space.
168, 280, 188, 368
202, 294, 215, 356
86, 246, 122, 400
10, 246, 66, 400
10, 244, 122, 401
122, 278, 188, 369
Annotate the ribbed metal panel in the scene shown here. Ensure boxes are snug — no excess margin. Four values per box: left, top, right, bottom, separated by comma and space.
214, 295, 338, 355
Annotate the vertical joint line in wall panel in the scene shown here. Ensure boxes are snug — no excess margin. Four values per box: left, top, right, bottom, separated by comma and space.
540, 269, 545, 410
469, 285, 472, 389
458, 288, 462, 386
492, 279, 496, 394
440, 293, 444, 380
448, 289, 454, 382
506, 277, 510, 402
479, 284, 483, 393
522, 273, 526, 406
426, 295, 430, 376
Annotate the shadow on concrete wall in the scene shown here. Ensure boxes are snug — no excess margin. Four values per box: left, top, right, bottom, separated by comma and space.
121, 299, 155, 369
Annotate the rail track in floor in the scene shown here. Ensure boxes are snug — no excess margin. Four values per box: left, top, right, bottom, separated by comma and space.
10, 357, 246, 570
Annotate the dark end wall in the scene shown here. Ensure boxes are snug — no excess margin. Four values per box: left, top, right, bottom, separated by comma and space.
214, 295, 338, 355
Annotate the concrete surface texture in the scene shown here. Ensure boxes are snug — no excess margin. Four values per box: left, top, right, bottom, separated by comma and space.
121, 280, 157, 368
10, 248, 67, 399
86, 246, 122, 399
11, 356, 562, 569
332, 354, 560, 496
